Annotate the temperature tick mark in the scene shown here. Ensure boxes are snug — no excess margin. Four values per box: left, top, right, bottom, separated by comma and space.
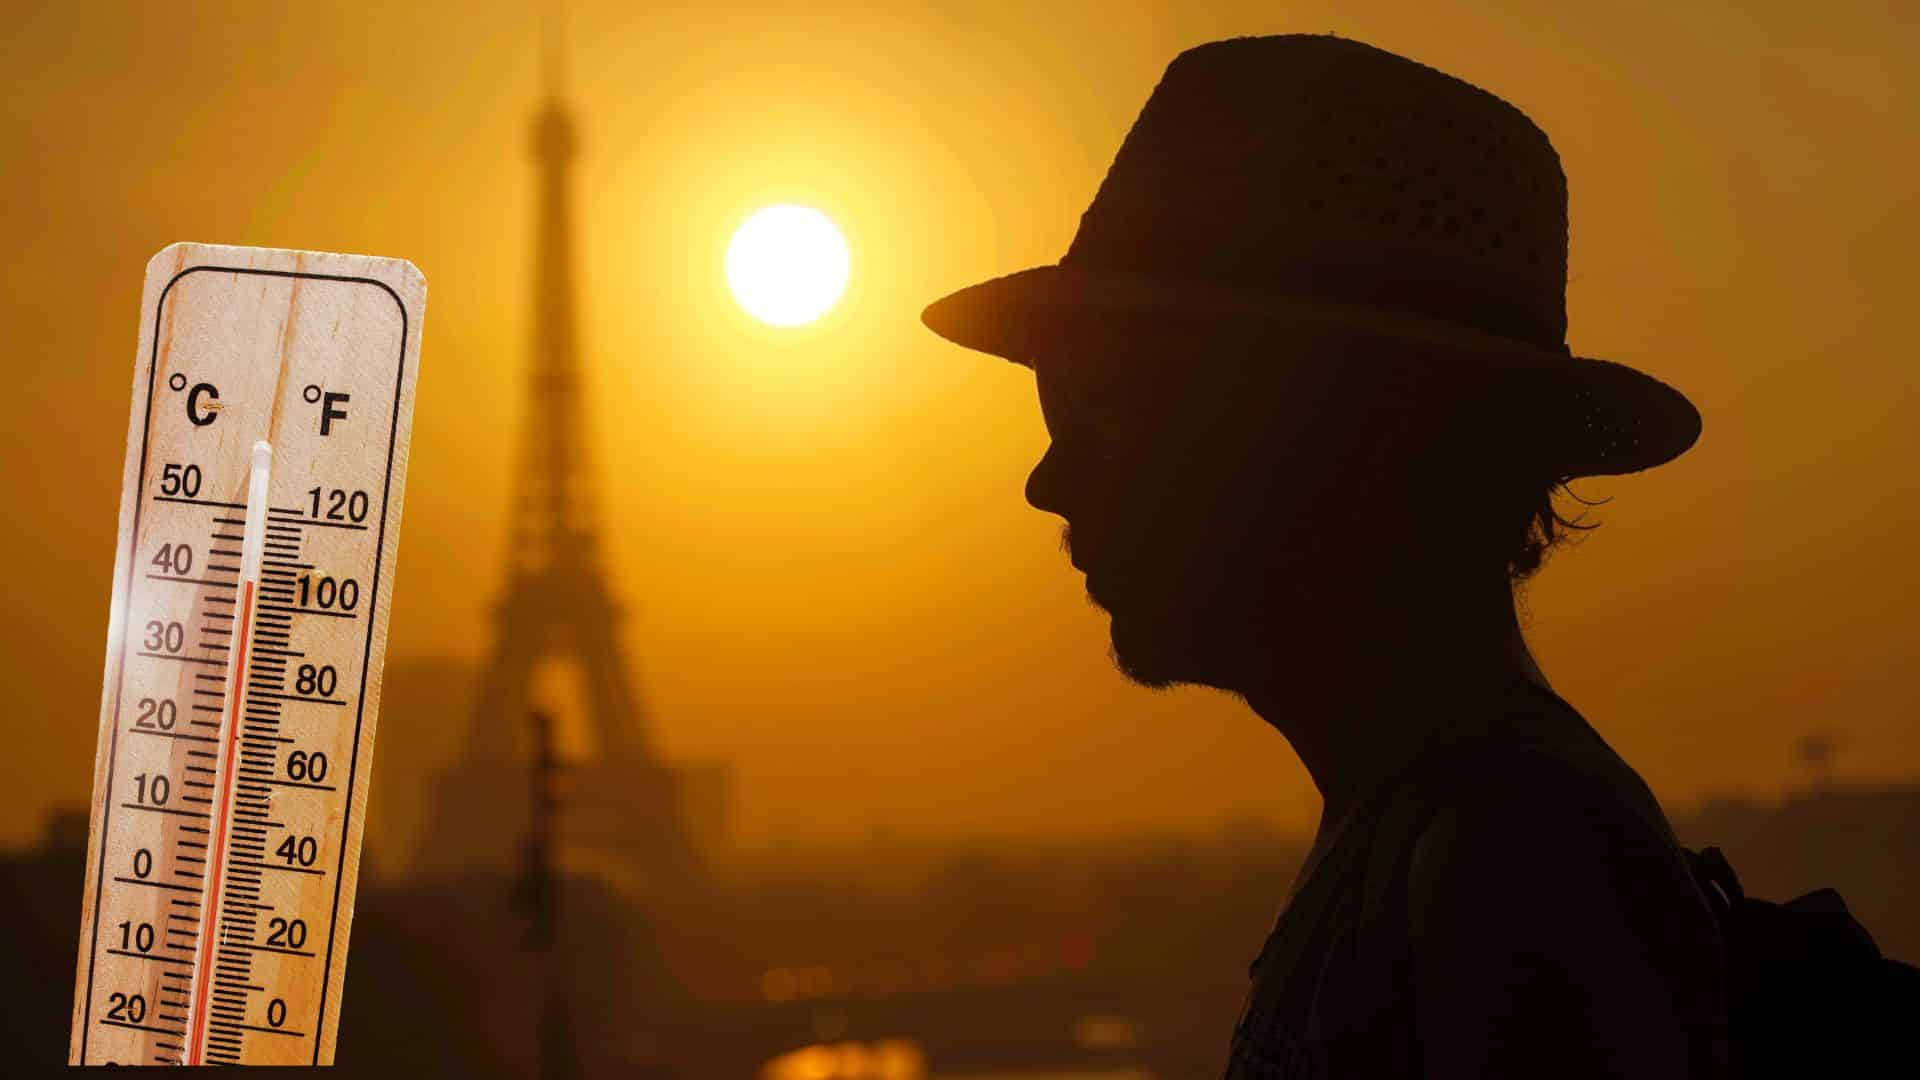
127, 729, 217, 745
223, 939, 319, 955
267, 511, 369, 532
153, 495, 245, 510
237, 777, 338, 792
107, 950, 192, 967
118, 803, 210, 820
112, 876, 199, 892
249, 691, 345, 706
255, 604, 358, 620
99, 1019, 187, 1037
137, 652, 228, 667
211, 1021, 309, 1038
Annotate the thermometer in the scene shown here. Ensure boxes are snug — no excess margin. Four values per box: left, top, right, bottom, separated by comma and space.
68, 243, 425, 1065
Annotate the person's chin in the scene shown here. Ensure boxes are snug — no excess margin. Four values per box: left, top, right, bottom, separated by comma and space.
1102, 585, 1255, 693
1107, 632, 1169, 690
1104, 602, 1193, 691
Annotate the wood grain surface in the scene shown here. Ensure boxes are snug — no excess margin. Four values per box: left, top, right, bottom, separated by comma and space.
68, 243, 425, 1065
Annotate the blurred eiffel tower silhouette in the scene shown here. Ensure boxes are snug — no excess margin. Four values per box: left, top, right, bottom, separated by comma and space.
417, 17, 726, 896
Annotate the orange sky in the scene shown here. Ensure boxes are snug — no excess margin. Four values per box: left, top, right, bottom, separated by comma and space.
3, 1, 1916, 853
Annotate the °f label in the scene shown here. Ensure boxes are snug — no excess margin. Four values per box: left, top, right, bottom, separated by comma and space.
69, 243, 425, 1065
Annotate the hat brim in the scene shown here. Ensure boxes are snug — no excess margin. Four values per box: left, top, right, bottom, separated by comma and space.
921, 263, 1701, 478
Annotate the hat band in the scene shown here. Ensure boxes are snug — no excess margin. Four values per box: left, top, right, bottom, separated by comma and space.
1060, 245, 1567, 352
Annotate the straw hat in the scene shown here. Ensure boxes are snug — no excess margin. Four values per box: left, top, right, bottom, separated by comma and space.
921, 34, 1701, 478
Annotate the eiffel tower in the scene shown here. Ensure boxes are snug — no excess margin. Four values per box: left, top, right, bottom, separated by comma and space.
417, 36, 722, 895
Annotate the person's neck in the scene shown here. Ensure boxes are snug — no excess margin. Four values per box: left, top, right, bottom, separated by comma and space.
1238, 569, 1551, 824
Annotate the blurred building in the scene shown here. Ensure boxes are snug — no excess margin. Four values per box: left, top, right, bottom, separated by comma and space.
8, 778, 1918, 1075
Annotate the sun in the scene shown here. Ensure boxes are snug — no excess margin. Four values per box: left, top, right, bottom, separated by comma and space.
725, 205, 850, 327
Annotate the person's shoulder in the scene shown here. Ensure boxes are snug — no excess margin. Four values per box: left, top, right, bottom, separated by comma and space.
1407, 750, 1629, 907
1405, 736, 1692, 908
1402, 749, 1716, 1076
1402, 728, 1727, 993
1478, 680, 1688, 854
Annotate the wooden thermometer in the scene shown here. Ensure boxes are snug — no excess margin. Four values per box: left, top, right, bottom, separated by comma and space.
69, 243, 425, 1065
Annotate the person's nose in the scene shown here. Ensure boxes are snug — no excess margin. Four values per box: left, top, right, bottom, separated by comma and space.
1025, 441, 1075, 518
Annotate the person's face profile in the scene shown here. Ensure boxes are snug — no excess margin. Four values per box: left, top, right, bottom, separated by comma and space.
1023, 339, 1274, 690
1024, 330, 1354, 670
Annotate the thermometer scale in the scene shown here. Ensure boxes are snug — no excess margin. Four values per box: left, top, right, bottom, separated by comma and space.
69, 243, 425, 1065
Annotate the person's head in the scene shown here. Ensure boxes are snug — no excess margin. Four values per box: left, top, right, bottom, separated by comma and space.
923, 36, 1702, 696
1021, 314, 1596, 692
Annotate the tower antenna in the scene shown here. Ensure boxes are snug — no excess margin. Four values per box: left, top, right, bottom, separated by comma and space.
540, 0, 567, 102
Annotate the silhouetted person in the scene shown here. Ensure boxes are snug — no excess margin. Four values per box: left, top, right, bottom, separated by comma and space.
922, 35, 1730, 1078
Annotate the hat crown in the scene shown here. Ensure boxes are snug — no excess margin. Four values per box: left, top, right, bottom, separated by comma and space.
1064, 34, 1570, 350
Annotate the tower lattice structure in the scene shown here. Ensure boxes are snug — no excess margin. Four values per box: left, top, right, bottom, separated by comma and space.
418, 80, 712, 895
